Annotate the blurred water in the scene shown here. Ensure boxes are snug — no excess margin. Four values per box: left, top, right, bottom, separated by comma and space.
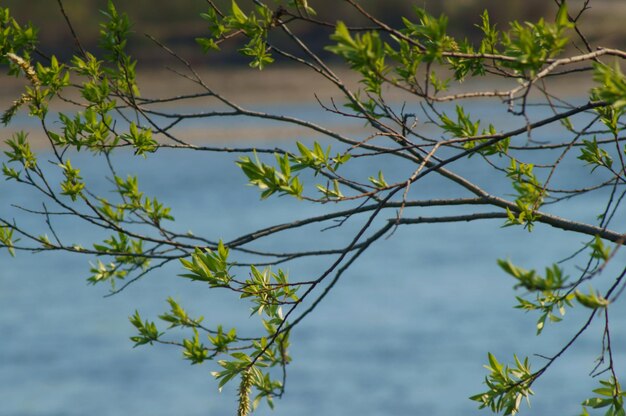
1, 108, 626, 416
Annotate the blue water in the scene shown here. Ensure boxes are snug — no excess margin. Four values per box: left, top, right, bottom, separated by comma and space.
2, 104, 626, 415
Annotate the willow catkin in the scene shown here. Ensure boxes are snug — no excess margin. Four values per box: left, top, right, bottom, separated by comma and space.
5, 52, 40, 86
2, 53, 40, 124
2, 94, 31, 124
237, 368, 253, 416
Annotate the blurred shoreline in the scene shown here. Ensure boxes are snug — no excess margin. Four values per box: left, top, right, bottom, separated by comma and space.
0, 65, 595, 149
3, 0, 625, 65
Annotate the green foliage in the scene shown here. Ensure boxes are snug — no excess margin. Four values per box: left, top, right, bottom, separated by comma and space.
182, 329, 210, 364
316, 179, 344, 200
439, 106, 509, 156
368, 170, 388, 189
478, 11, 498, 53
440, 105, 480, 138
1, 51, 70, 124
4, 131, 37, 169
579, 138, 613, 172
129, 311, 163, 346
122, 123, 157, 157
348, 3, 573, 96
99, 0, 131, 60
159, 297, 197, 328
196, 1, 274, 69
516, 292, 573, 335
401, 7, 458, 63
238, 141, 352, 201
499, 259, 567, 292
241, 266, 299, 317
470, 353, 534, 415
55, 110, 116, 151
292, 141, 351, 174
212, 353, 255, 391
593, 62, 626, 109
504, 159, 545, 229
211, 353, 282, 410
93, 232, 149, 269
385, 30, 421, 83
574, 287, 610, 309
499, 259, 576, 335
237, 152, 303, 199
111, 175, 173, 225
449, 39, 484, 80
95, 198, 125, 224
35, 54, 69, 98
498, 3, 572, 75
209, 325, 238, 353
88, 260, 128, 287
99, 0, 139, 95
581, 378, 626, 416
0, 7, 38, 74
173, 242, 295, 410
199, 7, 226, 40
0, 225, 16, 256
327, 21, 387, 94
498, 24, 546, 73
589, 235, 611, 262
179, 242, 232, 287
59, 159, 85, 201
2, 2, 626, 415
595, 101, 625, 137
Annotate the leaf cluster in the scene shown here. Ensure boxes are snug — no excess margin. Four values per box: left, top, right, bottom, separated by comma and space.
470, 353, 534, 415
593, 62, 626, 110
504, 159, 545, 229
93, 232, 149, 269
237, 152, 303, 199
241, 266, 298, 317
180, 242, 232, 287
197, 1, 274, 69
326, 21, 387, 94
581, 378, 626, 416
0, 225, 16, 256
0, 7, 38, 75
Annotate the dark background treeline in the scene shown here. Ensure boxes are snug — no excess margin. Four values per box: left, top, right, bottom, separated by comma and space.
2, 0, 624, 66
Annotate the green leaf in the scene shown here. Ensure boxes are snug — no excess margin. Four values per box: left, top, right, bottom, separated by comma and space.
59, 159, 85, 201
196, 37, 220, 52
555, 2, 574, 29
592, 62, 626, 109
182, 329, 209, 364
4, 131, 37, 169
0, 225, 16, 256
179, 245, 232, 287
129, 310, 162, 347
589, 235, 611, 261
368, 170, 388, 189
575, 288, 610, 309
472, 353, 534, 414
578, 138, 613, 171
231, 0, 247, 23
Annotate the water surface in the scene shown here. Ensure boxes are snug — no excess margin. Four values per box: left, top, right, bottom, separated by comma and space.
2, 104, 626, 415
